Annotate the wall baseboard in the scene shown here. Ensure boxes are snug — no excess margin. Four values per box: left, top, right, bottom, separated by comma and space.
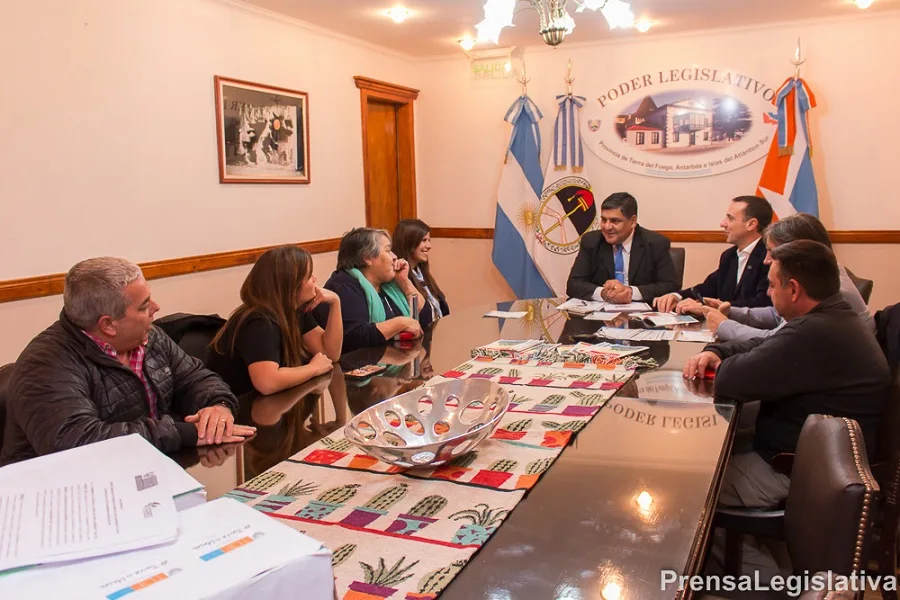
430, 227, 900, 244
2, 227, 897, 304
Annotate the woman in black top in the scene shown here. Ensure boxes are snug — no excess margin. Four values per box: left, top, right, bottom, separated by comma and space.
206, 246, 342, 396
392, 219, 450, 327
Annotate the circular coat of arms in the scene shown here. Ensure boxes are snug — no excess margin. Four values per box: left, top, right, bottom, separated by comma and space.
532, 176, 598, 255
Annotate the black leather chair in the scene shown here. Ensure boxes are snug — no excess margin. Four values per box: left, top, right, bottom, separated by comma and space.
871, 366, 900, 600
154, 312, 226, 363
844, 267, 874, 305
670, 246, 686, 289
0, 363, 14, 451
712, 415, 879, 597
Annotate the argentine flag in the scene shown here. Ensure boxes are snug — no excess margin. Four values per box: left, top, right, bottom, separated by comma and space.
492, 96, 554, 299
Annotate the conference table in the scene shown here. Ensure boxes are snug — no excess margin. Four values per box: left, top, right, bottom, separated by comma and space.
177, 298, 738, 600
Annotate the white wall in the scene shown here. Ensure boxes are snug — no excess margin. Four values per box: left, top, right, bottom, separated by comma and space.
414, 13, 900, 311
0, 0, 418, 363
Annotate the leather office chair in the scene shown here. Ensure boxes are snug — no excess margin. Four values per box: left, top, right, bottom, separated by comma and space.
844, 267, 874, 305
872, 366, 900, 600
0, 363, 14, 451
154, 312, 225, 363
670, 246, 686, 289
713, 415, 879, 598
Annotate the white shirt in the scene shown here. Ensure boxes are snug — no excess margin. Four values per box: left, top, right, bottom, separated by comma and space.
591, 231, 643, 301
736, 237, 760, 288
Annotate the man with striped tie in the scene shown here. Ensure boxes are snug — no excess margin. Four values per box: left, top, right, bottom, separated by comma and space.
566, 192, 679, 304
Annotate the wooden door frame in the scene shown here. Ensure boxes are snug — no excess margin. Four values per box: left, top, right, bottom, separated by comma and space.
354, 76, 419, 226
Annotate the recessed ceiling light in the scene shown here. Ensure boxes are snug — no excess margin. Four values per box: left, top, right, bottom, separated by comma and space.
386, 5, 409, 23
855, 0, 874, 7
635, 18, 652, 33
459, 35, 475, 51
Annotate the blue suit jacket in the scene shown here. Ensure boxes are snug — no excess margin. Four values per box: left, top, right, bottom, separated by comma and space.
679, 240, 771, 308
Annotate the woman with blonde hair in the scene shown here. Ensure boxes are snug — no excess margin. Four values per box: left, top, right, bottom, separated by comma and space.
392, 219, 450, 326
207, 245, 342, 396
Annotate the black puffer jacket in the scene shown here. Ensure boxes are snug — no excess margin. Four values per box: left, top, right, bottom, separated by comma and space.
0, 312, 238, 466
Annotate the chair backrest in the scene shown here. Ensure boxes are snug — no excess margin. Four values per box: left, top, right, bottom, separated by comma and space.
669, 247, 686, 289
154, 312, 225, 363
0, 363, 14, 451
844, 267, 874, 305
785, 414, 879, 576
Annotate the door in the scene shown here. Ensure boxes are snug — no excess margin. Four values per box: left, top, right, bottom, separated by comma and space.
355, 77, 419, 234
365, 100, 401, 232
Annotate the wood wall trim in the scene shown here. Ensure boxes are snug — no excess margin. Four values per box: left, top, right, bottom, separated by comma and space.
0, 239, 341, 305
430, 227, 900, 244
353, 76, 419, 101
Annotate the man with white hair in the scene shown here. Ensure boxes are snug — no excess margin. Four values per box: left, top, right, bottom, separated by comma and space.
0, 257, 255, 465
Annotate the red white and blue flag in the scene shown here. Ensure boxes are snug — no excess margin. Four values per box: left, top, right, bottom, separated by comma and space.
756, 77, 819, 217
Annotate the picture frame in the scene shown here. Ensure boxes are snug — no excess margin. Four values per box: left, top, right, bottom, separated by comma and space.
214, 76, 310, 184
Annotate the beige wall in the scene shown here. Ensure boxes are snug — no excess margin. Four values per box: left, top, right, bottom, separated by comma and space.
1, 4, 898, 365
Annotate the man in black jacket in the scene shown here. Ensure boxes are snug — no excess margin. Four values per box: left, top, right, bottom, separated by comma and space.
684, 240, 889, 507
566, 192, 679, 304
655, 195, 773, 314
0, 257, 255, 466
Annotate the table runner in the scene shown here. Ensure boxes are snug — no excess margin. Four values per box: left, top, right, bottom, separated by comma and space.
224, 358, 635, 599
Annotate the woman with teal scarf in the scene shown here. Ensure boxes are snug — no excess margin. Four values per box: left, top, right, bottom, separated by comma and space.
313, 228, 425, 354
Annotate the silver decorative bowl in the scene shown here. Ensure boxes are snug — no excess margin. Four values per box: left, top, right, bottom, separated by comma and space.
344, 379, 510, 468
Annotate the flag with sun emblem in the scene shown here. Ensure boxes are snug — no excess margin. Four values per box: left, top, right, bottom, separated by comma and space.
529, 94, 599, 295
492, 95, 555, 299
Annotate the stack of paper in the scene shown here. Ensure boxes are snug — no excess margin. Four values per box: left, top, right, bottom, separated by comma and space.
557, 299, 652, 315
0, 498, 335, 600
583, 312, 622, 321
0, 441, 179, 572
641, 312, 699, 327
596, 327, 678, 342
677, 330, 717, 343
483, 310, 528, 319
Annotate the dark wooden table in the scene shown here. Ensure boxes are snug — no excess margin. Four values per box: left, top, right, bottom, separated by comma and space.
177, 299, 737, 600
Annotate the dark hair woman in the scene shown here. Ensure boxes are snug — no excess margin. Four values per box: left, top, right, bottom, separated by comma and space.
206, 245, 342, 396
313, 228, 424, 354
391, 219, 450, 326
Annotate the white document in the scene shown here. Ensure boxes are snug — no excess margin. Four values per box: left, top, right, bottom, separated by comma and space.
677, 330, 717, 343
556, 298, 606, 314
0, 498, 335, 600
483, 310, 528, 319
0, 435, 204, 509
0, 459, 177, 572
603, 301, 652, 312
642, 313, 699, 327
583, 312, 622, 321
597, 328, 677, 342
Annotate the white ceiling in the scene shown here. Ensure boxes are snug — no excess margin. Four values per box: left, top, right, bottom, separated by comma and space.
236, 0, 897, 57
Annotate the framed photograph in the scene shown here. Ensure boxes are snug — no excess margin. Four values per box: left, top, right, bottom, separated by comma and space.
214, 76, 310, 184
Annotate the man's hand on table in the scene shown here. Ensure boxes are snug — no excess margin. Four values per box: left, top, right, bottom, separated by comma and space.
186, 404, 257, 446
683, 351, 722, 380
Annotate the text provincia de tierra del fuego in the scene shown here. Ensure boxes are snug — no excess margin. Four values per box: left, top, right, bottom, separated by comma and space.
595, 67, 776, 172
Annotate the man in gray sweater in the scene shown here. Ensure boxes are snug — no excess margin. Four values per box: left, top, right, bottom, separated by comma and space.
704, 213, 873, 342
684, 240, 888, 508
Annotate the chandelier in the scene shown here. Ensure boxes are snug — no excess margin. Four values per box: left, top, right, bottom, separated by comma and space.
476, 0, 635, 47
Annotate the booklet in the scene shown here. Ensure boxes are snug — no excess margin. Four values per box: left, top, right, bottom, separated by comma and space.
641, 312, 699, 327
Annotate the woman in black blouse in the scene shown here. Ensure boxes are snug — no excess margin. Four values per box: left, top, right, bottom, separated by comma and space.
392, 219, 450, 326
206, 246, 342, 396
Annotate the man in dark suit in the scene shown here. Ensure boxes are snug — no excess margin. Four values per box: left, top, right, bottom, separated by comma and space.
684, 241, 889, 508
566, 192, 679, 304
655, 195, 773, 314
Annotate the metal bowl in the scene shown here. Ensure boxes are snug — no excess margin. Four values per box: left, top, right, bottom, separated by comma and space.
344, 379, 510, 468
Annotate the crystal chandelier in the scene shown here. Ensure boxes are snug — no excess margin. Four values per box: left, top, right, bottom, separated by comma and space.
476, 0, 635, 47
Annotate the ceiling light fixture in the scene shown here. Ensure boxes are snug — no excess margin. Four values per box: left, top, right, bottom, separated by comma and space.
386, 5, 410, 23
635, 18, 652, 33
459, 35, 476, 51
854, 0, 874, 7
476, 0, 635, 47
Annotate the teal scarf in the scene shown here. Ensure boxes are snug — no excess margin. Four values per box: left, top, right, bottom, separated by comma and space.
346, 268, 411, 322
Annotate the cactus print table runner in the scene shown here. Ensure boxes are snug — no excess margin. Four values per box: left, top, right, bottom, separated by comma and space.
223, 361, 635, 599
440, 356, 635, 390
